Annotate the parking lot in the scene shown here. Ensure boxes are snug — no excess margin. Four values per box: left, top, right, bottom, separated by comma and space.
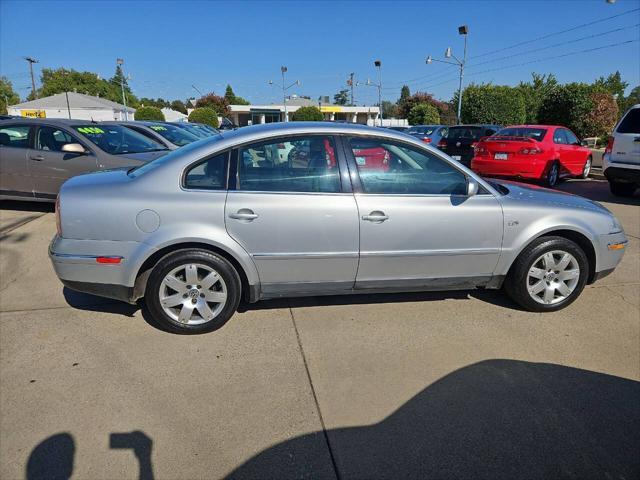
0, 179, 638, 479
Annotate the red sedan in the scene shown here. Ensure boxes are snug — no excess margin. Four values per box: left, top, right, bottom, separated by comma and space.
471, 125, 593, 187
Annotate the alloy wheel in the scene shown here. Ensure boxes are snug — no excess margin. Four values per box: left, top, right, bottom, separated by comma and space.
527, 250, 580, 305
582, 158, 592, 178
158, 263, 227, 325
548, 163, 558, 186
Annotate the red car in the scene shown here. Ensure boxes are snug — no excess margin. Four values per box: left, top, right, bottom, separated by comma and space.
471, 125, 592, 187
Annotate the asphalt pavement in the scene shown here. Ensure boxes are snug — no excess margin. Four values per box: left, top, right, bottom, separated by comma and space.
1, 179, 638, 479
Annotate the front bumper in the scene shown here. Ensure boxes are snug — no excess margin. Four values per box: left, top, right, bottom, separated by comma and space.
594, 231, 628, 279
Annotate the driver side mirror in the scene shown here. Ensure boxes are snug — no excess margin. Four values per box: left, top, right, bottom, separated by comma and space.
466, 177, 479, 197
62, 143, 88, 154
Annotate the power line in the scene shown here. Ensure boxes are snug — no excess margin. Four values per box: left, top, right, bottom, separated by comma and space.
470, 6, 640, 59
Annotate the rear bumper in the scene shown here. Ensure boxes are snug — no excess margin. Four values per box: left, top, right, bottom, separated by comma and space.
60, 279, 135, 303
471, 157, 547, 179
603, 165, 640, 184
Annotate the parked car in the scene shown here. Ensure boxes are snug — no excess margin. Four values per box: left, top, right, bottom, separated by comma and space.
385, 126, 410, 132
103, 121, 200, 149
438, 124, 501, 166
49, 122, 626, 334
0, 118, 169, 201
218, 117, 238, 130
471, 125, 593, 187
169, 122, 218, 139
603, 104, 639, 197
407, 125, 448, 146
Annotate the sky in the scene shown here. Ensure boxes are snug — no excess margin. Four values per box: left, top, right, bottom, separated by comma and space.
1, 0, 639, 106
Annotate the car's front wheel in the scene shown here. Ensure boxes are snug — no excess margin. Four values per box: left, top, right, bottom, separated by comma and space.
609, 180, 636, 197
505, 236, 588, 312
145, 249, 241, 334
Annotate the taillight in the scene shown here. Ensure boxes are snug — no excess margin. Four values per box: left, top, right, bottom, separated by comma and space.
474, 145, 487, 155
96, 257, 122, 264
519, 147, 543, 155
422, 137, 432, 143
437, 139, 447, 148
604, 136, 614, 155
55, 195, 61, 236
471, 142, 477, 148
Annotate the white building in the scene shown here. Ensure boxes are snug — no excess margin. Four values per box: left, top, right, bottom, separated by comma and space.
8, 92, 135, 121
227, 97, 380, 126
161, 107, 188, 122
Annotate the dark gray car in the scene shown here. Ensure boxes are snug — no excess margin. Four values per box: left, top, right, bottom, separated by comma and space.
102, 121, 201, 150
0, 118, 170, 201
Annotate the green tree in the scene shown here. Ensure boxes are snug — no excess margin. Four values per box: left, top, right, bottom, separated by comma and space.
399, 91, 451, 122
195, 93, 231, 116
381, 100, 400, 118
188, 107, 219, 127
223, 84, 249, 105
408, 103, 440, 125
135, 106, 165, 121
400, 85, 410, 102
0, 77, 20, 114
583, 91, 619, 140
594, 71, 628, 115
460, 83, 526, 125
516, 73, 558, 123
291, 106, 323, 121
333, 89, 349, 105
170, 99, 187, 114
621, 85, 640, 113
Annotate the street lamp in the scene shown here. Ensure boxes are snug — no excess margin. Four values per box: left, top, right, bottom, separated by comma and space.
361, 61, 383, 126
425, 25, 468, 124
271, 66, 300, 122
116, 58, 129, 120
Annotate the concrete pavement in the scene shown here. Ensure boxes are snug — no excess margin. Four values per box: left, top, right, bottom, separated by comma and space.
1, 180, 638, 479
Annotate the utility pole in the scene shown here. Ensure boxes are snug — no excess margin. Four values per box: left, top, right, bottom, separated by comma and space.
24, 57, 38, 99
347, 72, 355, 105
116, 58, 128, 120
374, 61, 382, 126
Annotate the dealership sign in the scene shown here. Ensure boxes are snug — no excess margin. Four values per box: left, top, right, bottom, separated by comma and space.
21, 110, 46, 118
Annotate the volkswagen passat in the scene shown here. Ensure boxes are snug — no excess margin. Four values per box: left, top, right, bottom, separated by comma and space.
49, 122, 627, 334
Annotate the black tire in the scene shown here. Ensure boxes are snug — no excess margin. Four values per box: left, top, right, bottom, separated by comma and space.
609, 180, 636, 197
504, 236, 589, 312
543, 161, 560, 188
145, 249, 241, 334
581, 156, 592, 179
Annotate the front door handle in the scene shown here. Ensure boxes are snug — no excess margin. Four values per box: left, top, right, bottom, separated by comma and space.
229, 209, 258, 221
362, 211, 389, 223
29, 155, 44, 161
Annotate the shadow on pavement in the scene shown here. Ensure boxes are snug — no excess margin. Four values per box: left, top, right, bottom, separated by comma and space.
0, 200, 55, 213
227, 360, 640, 480
63, 287, 139, 317
26, 431, 155, 480
558, 179, 640, 206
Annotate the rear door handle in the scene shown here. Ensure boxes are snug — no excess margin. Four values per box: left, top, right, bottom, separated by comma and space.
29, 155, 44, 161
362, 211, 389, 222
229, 209, 258, 221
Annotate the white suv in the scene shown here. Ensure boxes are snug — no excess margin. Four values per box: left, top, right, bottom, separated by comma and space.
603, 104, 640, 197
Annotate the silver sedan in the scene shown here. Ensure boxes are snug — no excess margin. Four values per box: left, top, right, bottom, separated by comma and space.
49, 122, 627, 334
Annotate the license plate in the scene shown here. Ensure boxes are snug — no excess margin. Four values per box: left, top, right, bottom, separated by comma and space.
495, 153, 508, 160
452, 155, 461, 161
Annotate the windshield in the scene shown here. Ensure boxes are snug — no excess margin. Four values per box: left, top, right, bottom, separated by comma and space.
128, 133, 225, 177
177, 123, 216, 138
447, 126, 484, 140
494, 127, 547, 141
408, 126, 437, 135
74, 125, 167, 154
144, 123, 200, 146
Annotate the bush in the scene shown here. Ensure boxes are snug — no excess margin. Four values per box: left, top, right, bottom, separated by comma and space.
538, 83, 618, 139
134, 106, 165, 121
195, 93, 231, 117
408, 103, 440, 125
188, 107, 219, 128
291, 106, 324, 121
399, 92, 451, 121
460, 84, 526, 125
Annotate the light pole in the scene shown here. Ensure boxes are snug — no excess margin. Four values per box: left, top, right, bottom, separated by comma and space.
24, 57, 38, 99
269, 66, 300, 122
116, 58, 129, 120
374, 60, 382, 126
426, 25, 468, 124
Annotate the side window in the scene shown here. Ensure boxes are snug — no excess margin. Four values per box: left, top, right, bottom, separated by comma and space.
184, 152, 229, 190
36, 126, 78, 151
348, 137, 467, 195
553, 129, 567, 144
0, 125, 30, 149
237, 136, 340, 193
564, 129, 579, 145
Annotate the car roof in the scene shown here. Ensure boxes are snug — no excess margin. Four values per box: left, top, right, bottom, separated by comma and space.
0, 117, 99, 126
501, 125, 563, 129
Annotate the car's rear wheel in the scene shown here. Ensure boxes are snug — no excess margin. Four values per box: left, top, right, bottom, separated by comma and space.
543, 161, 560, 188
609, 180, 636, 197
581, 156, 592, 179
145, 249, 241, 334
505, 236, 588, 312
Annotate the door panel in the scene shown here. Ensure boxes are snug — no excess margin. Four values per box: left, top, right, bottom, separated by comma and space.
0, 124, 32, 197
355, 194, 503, 285
28, 126, 99, 198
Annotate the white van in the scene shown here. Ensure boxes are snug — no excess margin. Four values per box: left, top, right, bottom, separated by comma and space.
603, 104, 640, 197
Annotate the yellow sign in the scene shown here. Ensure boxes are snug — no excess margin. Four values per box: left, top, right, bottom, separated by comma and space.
21, 110, 46, 118
320, 106, 343, 113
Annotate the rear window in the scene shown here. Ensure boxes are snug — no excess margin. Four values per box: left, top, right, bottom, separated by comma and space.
617, 107, 640, 134
0, 125, 30, 148
494, 127, 547, 141
447, 126, 484, 140
74, 125, 167, 155
145, 123, 200, 146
